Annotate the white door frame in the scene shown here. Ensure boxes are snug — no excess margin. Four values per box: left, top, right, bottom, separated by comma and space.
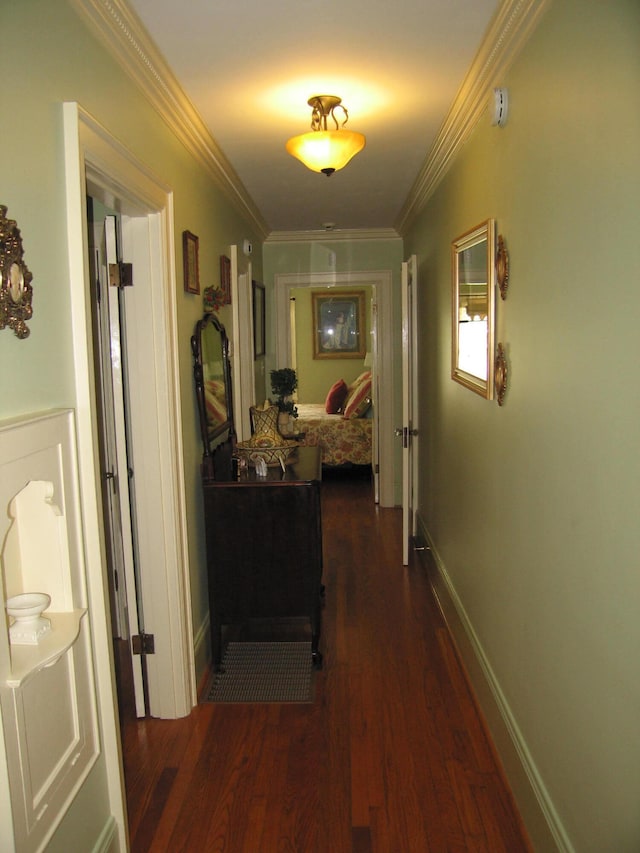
274, 270, 394, 508
95, 213, 146, 716
370, 296, 380, 503
63, 104, 195, 721
401, 255, 419, 565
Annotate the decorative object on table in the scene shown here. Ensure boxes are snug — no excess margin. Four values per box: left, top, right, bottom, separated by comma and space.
235, 402, 298, 467
220, 254, 231, 305
495, 343, 508, 406
270, 367, 298, 434
234, 438, 297, 468
0, 204, 34, 339
183, 230, 200, 294
6, 592, 51, 645
203, 285, 225, 313
312, 290, 366, 359
249, 402, 283, 445
496, 234, 509, 300
254, 456, 269, 477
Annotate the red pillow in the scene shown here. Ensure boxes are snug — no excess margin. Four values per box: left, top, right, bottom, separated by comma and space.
325, 379, 348, 414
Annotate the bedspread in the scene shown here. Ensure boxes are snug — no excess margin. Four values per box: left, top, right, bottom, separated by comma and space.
294, 403, 372, 467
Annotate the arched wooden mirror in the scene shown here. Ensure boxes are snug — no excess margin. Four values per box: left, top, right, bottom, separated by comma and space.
191, 313, 235, 479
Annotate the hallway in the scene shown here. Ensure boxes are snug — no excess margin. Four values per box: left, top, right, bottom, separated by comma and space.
121, 473, 531, 852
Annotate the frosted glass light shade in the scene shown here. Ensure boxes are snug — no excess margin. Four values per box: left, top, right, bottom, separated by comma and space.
286, 129, 366, 175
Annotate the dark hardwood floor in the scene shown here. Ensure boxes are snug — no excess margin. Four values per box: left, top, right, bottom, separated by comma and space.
119, 472, 532, 852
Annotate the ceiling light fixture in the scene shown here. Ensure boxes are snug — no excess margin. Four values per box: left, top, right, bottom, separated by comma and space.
286, 95, 366, 177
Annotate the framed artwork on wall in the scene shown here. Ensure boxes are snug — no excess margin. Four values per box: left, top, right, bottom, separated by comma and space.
220, 255, 231, 305
312, 290, 366, 359
182, 230, 200, 294
253, 281, 265, 357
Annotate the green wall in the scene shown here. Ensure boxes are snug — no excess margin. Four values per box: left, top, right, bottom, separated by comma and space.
1, 0, 263, 848
404, 0, 640, 849
6, 0, 638, 848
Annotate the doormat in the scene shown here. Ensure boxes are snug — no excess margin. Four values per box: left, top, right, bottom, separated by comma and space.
205, 642, 315, 703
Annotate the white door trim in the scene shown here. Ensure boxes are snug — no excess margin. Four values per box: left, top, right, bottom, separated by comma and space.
102, 214, 146, 715
274, 270, 394, 508
62, 103, 195, 720
401, 255, 418, 565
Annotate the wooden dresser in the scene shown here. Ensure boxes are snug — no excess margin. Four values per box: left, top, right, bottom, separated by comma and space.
202, 445, 323, 670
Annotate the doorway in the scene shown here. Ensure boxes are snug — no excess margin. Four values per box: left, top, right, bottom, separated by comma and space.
87, 202, 148, 719
275, 270, 395, 508
63, 103, 195, 722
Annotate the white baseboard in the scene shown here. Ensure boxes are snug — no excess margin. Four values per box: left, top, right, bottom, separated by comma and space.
415, 513, 572, 853
92, 816, 119, 853
193, 611, 211, 686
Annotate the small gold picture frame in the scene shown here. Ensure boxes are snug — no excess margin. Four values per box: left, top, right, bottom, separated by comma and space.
252, 280, 265, 357
183, 231, 200, 294
220, 255, 231, 305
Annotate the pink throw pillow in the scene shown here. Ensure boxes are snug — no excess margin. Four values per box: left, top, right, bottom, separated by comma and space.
325, 379, 348, 414
343, 377, 372, 418
347, 370, 371, 394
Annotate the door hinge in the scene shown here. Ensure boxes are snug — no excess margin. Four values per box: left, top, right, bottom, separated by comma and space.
132, 633, 155, 655
109, 262, 133, 288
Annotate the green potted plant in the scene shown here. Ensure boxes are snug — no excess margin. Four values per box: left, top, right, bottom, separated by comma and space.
270, 368, 298, 432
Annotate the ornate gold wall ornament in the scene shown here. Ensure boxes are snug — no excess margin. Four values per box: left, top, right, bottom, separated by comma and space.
495, 343, 508, 406
0, 205, 33, 338
496, 234, 509, 300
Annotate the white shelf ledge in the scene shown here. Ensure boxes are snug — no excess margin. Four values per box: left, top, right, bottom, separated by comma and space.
6, 610, 87, 688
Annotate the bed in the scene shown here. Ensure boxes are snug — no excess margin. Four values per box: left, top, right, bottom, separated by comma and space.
294, 372, 373, 467
295, 405, 372, 467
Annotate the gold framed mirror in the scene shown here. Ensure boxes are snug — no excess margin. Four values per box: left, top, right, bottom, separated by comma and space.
451, 219, 496, 399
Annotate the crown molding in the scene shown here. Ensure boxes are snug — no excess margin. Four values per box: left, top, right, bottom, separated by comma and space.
395, 0, 552, 235
265, 227, 401, 244
70, 0, 549, 244
69, 0, 270, 240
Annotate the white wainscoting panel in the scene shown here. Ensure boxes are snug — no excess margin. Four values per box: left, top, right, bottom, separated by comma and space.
0, 410, 99, 853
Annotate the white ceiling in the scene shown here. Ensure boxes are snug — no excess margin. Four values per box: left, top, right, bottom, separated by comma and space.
126, 0, 500, 234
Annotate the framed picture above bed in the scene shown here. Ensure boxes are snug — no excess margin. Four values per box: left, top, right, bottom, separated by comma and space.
312, 290, 366, 359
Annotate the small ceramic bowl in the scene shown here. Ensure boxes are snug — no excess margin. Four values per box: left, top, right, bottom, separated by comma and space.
6, 592, 51, 622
